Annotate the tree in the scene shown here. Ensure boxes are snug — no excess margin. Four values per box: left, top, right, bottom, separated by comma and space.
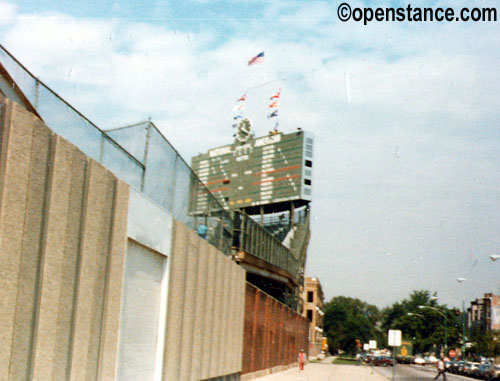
324, 296, 381, 355
381, 290, 461, 355
468, 327, 500, 358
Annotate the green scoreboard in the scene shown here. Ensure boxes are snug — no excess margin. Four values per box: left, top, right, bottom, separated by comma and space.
190, 123, 313, 215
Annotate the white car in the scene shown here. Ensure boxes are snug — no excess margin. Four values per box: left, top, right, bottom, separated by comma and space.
428, 355, 438, 364
414, 357, 426, 365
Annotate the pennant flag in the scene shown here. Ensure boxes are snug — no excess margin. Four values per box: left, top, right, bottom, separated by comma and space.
268, 101, 279, 108
270, 88, 281, 100
248, 51, 265, 66
237, 94, 247, 102
267, 110, 279, 119
233, 103, 245, 112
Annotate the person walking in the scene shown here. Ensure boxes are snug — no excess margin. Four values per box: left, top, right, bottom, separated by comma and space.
298, 349, 306, 371
434, 357, 446, 380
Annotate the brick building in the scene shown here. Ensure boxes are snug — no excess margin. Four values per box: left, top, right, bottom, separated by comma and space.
467, 293, 500, 333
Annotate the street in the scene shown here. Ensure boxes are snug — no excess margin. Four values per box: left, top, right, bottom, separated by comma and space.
376, 364, 480, 380
251, 361, 486, 381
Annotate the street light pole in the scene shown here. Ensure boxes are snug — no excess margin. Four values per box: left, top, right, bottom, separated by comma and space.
462, 301, 466, 360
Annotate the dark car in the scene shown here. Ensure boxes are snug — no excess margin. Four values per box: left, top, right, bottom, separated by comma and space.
365, 354, 375, 364
373, 356, 394, 366
447, 359, 460, 374
456, 360, 466, 375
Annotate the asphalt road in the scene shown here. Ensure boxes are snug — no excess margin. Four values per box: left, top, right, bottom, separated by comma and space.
374, 364, 480, 380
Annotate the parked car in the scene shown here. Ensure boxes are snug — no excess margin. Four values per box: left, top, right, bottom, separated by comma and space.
414, 357, 426, 365
373, 356, 394, 366
445, 360, 455, 372
365, 354, 375, 364
477, 363, 490, 378
463, 362, 472, 375
465, 362, 480, 377
455, 360, 466, 375
451, 360, 463, 374
483, 362, 500, 381
427, 355, 439, 364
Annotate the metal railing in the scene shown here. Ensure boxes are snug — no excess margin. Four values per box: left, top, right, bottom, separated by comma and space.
0, 44, 310, 276
0, 44, 234, 255
234, 208, 311, 284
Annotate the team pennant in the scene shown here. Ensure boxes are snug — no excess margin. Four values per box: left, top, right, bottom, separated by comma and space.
267, 110, 279, 119
270, 89, 281, 100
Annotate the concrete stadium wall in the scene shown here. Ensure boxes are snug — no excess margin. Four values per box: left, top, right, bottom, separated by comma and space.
163, 220, 246, 381
0, 94, 247, 381
0, 96, 129, 380
242, 283, 310, 376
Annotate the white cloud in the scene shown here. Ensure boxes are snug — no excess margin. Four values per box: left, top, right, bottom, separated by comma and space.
0, 1, 17, 26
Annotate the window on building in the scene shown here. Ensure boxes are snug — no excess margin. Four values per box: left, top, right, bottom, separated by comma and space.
307, 291, 314, 303
306, 309, 313, 322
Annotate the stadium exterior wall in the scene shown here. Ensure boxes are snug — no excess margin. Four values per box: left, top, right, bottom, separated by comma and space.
0, 96, 246, 380
242, 283, 309, 376
0, 95, 129, 380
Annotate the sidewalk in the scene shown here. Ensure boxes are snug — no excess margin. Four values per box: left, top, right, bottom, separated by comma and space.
251, 358, 389, 381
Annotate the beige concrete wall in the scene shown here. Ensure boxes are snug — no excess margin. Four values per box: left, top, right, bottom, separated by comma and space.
0, 96, 129, 380
163, 220, 246, 381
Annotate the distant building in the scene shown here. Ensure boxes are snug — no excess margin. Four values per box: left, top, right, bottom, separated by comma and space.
302, 277, 325, 357
467, 293, 500, 332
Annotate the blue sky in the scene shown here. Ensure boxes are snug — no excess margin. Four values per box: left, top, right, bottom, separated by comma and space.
1, 0, 499, 308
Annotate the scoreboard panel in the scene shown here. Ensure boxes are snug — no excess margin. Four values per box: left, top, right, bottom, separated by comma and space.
190, 129, 313, 215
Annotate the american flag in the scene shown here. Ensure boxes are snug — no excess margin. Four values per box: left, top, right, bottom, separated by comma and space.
248, 52, 265, 66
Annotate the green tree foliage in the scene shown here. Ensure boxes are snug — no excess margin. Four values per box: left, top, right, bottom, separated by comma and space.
324, 296, 381, 355
324, 290, 486, 357
468, 327, 500, 358
381, 290, 461, 354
